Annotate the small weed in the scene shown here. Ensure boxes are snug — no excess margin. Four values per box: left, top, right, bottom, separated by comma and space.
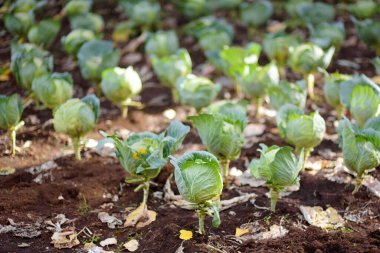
263, 214, 271, 225
82, 235, 101, 244
78, 193, 92, 216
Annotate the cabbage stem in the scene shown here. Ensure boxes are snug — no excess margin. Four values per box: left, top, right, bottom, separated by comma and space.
197, 207, 207, 234
279, 66, 286, 80
352, 175, 364, 195
306, 73, 315, 100
295, 147, 311, 172
142, 181, 150, 207
270, 188, 280, 212
336, 105, 344, 120
9, 121, 24, 156
95, 83, 102, 97
73, 137, 82, 160
253, 97, 263, 118
220, 159, 230, 189
121, 106, 128, 118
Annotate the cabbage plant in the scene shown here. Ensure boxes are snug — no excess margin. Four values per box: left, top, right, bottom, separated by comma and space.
118, 0, 160, 29
54, 95, 100, 160
11, 43, 53, 92
340, 75, 380, 128
239, 0, 273, 28
250, 144, 304, 211
204, 0, 242, 12
170, 151, 223, 234
289, 43, 335, 99
61, 29, 96, 58
268, 80, 307, 111
0, 94, 24, 156
27, 19, 61, 48
32, 72, 73, 110
184, 16, 233, 52
145, 30, 179, 58
189, 101, 247, 187
338, 118, 380, 194
373, 57, 380, 75
263, 33, 300, 77
346, 0, 379, 19
63, 0, 92, 17
101, 66, 143, 118
77, 40, 120, 95
323, 72, 350, 119
151, 49, 192, 100
69, 13, 104, 34
103, 121, 190, 219
276, 104, 325, 166
353, 18, 380, 55
296, 2, 335, 26
236, 62, 279, 115
172, 0, 206, 18
176, 74, 220, 112
308, 22, 345, 52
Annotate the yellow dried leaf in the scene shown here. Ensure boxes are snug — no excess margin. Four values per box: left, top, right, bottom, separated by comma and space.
124, 203, 146, 227
235, 227, 249, 237
179, 229, 193, 240
372, 76, 380, 85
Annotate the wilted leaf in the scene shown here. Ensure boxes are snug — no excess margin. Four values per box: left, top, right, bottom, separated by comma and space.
51, 229, 79, 249
235, 228, 249, 237
179, 229, 193, 240
300, 206, 345, 230
123, 239, 139, 252
98, 212, 122, 229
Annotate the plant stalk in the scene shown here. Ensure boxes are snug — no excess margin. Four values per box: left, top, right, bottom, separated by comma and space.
10, 129, 16, 156
220, 159, 230, 189
270, 188, 280, 212
197, 207, 207, 234
142, 181, 150, 207
352, 175, 364, 195
306, 73, 315, 100
302, 148, 311, 172
336, 105, 344, 120
253, 97, 263, 118
73, 137, 82, 160
96, 83, 102, 97
121, 105, 128, 118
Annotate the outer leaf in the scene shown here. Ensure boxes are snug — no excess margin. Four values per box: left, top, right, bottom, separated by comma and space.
268, 80, 307, 110
350, 85, 380, 127
145, 30, 179, 58
0, 94, 24, 130
69, 13, 104, 33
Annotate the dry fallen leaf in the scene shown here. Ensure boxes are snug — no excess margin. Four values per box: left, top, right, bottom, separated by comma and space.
179, 229, 193, 240
0, 167, 15, 176
99, 237, 117, 247
51, 229, 79, 249
123, 239, 139, 252
300, 206, 345, 230
235, 228, 250, 237
124, 203, 157, 228
98, 212, 122, 229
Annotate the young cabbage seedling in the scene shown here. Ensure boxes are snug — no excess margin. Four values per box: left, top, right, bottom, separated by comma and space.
145, 30, 179, 58
0, 94, 24, 156
353, 18, 380, 55
239, 0, 273, 36
176, 74, 220, 112
250, 144, 304, 212
337, 118, 380, 194
62, 0, 93, 17
276, 104, 325, 169
295, 2, 335, 26
151, 49, 192, 101
170, 151, 223, 234
268, 80, 307, 111
308, 22, 345, 52
54, 95, 100, 160
103, 120, 190, 226
289, 43, 335, 99
322, 72, 350, 119
32, 72, 73, 110
61, 29, 96, 59
118, 0, 160, 31
236, 62, 279, 116
77, 40, 120, 96
340, 75, 380, 128
189, 101, 247, 188
101, 66, 143, 118
27, 19, 61, 49
69, 13, 104, 34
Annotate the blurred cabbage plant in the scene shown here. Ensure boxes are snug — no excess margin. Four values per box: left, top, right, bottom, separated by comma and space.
353, 18, 380, 55
308, 22, 345, 52
101, 66, 143, 118
170, 151, 223, 234
62, 0, 92, 17
145, 30, 179, 58
54, 95, 100, 160
239, 0, 273, 28
268, 80, 307, 111
250, 144, 304, 211
69, 13, 104, 34
176, 74, 221, 112
61, 29, 97, 58
322, 72, 350, 119
27, 19, 61, 48
118, 0, 160, 30
295, 2, 335, 26
0, 94, 24, 156
346, 0, 379, 19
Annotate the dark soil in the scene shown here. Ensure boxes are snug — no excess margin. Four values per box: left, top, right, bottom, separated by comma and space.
1, 0, 380, 253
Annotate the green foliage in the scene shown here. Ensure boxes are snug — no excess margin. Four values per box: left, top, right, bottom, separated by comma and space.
372, 57, 380, 75
353, 18, 380, 55
151, 49, 192, 89
172, 0, 206, 18
240, 0, 273, 27
204, 0, 242, 12
340, 75, 380, 127
0, 94, 24, 131
295, 2, 335, 26
337, 118, 380, 193
176, 74, 220, 111
309, 22, 345, 51
170, 151, 223, 234
268, 80, 307, 111
323, 72, 350, 117
285, 0, 312, 18
63, 0, 92, 16
11, 43, 53, 91
27, 19, 61, 48
61, 29, 97, 57
118, 0, 160, 28
77, 40, 120, 85
145, 30, 179, 58
32, 72, 73, 110
4, 12, 34, 38
250, 144, 304, 211
347, 0, 379, 19
101, 66, 142, 117
263, 33, 300, 68
276, 104, 325, 157
53, 95, 100, 160
69, 13, 104, 34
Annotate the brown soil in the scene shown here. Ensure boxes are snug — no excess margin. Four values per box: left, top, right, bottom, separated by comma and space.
1, 1, 380, 253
